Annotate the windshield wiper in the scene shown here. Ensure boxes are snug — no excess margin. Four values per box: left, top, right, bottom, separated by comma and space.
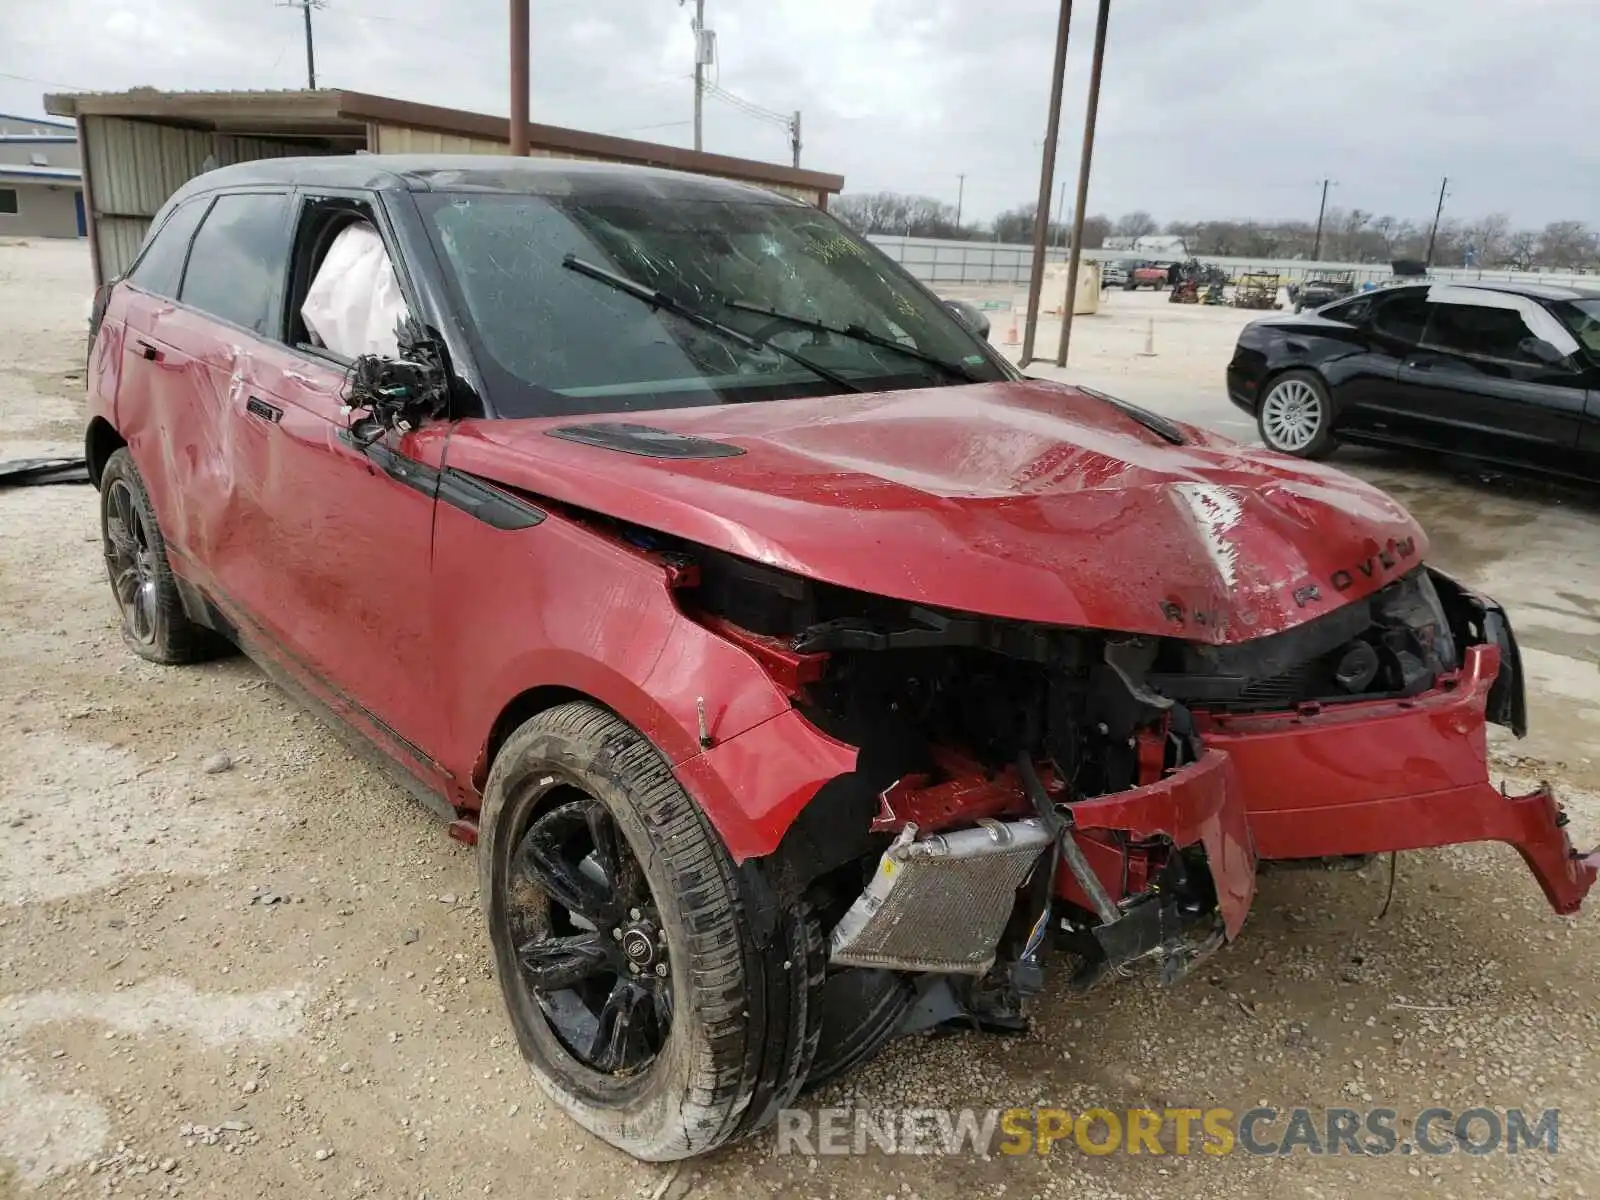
560, 255, 866, 394
1076, 386, 1186, 445
723, 301, 984, 384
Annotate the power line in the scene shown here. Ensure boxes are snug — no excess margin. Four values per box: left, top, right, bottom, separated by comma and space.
703, 80, 803, 166
703, 81, 791, 129
603, 119, 693, 136
0, 69, 91, 91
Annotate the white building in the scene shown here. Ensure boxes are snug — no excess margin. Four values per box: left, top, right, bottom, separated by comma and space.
1102, 233, 1188, 257
0, 112, 84, 239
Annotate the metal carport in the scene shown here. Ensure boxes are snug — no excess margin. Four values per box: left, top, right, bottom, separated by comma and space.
43, 88, 845, 288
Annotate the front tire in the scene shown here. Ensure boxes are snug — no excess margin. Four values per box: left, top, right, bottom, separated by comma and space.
99, 448, 229, 664
479, 702, 823, 1161
1257, 369, 1338, 459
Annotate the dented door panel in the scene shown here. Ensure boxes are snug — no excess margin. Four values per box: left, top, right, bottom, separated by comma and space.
233, 344, 450, 766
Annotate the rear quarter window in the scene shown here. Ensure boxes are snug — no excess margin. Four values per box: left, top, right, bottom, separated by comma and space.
1322, 296, 1372, 325
125, 198, 208, 298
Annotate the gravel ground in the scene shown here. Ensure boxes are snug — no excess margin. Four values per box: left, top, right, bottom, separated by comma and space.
2, 238, 1598, 1200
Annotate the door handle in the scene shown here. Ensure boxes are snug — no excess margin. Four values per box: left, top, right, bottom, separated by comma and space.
1407, 359, 1435, 372
245, 396, 283, 424
134, 338, 162, 363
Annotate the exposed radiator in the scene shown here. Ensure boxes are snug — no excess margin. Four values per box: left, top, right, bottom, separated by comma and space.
828, 818, 1053, 975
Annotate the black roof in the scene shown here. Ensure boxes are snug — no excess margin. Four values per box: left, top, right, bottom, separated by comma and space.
167, 153, 807, 210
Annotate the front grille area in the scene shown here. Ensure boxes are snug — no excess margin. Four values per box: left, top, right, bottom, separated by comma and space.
1150, 568, 1456, 714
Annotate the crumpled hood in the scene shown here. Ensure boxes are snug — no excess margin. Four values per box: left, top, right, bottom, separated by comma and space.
445, 380, 1427, 645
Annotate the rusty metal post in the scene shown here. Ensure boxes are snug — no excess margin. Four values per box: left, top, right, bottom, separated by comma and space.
1055, 0, 1110, 368
509, 0, 530, 155
75, 114, 102, 289
1020, 0, 1072, 365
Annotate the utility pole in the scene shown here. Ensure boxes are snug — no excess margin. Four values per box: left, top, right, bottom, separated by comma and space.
1020, 0, 1073, 365
1425, 175, 1450, 267
1055, 0, 1111, 368
1055, 180, 1068, 247
1311, 177, 1333, 261
509, 0, 529, 155
681, 0, 710, 152
790, 110, 801, 168
955, 174, 966, 229
279, 0, 325, 89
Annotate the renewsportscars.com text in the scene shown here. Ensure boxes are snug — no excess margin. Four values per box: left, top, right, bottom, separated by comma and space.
775, 1106, 1560, 1158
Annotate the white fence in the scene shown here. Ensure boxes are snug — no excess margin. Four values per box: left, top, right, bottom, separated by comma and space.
867, 234, 1599, 292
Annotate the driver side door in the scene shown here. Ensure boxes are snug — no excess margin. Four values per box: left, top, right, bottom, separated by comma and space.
227, 190, 456, 794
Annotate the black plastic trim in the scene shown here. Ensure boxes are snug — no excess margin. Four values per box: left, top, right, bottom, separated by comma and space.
546, 421, 745, 459
437, 468, 546, 529
336, 427, 544, 529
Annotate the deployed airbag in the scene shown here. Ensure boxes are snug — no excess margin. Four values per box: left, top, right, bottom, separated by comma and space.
301, 222, 411, 359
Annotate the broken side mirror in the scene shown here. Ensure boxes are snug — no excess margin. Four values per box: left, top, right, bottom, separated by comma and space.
344, 318, 450, 438
944, 298, 991, 339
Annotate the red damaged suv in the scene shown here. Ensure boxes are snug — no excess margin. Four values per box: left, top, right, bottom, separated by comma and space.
86, 156, 1595, 1160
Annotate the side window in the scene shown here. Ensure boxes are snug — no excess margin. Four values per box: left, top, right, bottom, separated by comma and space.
1323, 296, 1372, 326
1422, 302, 1540, 365
125, 198, 208, 298
179, 192, 294, 335
0, 188, 18, 215
1371, 290, 1430, 344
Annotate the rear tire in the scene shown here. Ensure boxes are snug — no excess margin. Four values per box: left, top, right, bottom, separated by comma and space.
1257, 369, 1338, 460
99, 448, 230, 664
479, 702, 823, 1161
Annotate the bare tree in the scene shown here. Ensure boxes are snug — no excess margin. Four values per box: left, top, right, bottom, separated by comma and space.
1538, 220, 1594, 269
1504, 229, 1539, 271
830, 191, 970, 239
1465, 213, 1511, 265
837, 193, 1594, 270
1114, 211, 1159, 242
1077, 214, 1112, 250
990, 203, 1043, 245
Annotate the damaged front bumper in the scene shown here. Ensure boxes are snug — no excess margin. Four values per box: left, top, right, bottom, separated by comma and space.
834, 748, 1258, 985
1203, 640, 1598, 915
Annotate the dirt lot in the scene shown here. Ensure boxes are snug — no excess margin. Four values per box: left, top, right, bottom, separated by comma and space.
3, 239, 1599, 1200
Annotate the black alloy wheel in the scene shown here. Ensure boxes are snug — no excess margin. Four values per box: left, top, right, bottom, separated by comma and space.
502, 793, 672, 1075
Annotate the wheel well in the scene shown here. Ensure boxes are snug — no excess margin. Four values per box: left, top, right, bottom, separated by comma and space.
85, 418, 126, 488
473, 685, 592, 792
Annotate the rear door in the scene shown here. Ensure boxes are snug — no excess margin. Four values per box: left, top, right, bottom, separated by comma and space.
1392, 288, 1589, 469
105, 195, 213, 541
162, 191, 297, 608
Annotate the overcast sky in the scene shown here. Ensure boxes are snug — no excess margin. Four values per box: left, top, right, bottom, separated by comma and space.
2, 0, 1594, 229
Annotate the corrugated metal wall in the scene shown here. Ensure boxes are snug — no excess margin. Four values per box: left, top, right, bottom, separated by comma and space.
85, 114, 829, 279
371, 122, 824, 207
85, 116, 323, 279
372, 124, 507, 157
